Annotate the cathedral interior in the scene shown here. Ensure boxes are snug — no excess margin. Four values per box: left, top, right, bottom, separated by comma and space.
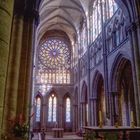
0, 0, 140, 139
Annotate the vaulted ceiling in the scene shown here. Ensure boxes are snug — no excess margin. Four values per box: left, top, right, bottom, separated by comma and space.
36, 0, 93, 44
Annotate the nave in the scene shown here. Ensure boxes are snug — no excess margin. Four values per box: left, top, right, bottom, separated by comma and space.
0, 0, 140, 140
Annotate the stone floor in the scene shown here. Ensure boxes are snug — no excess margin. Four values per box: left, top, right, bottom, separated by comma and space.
32, 132, 83, 140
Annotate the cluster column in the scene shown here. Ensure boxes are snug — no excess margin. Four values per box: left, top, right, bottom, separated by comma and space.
2, 13, 24, 137
0, 0, 14, 137
128, 21, 140, 125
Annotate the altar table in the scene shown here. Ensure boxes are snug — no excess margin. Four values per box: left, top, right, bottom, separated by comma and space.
52, 128, 64, 138
83, 126, 140, 140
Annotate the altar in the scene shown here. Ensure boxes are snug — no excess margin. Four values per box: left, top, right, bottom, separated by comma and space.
83, 126, 140, 140
52, 128, 64, 138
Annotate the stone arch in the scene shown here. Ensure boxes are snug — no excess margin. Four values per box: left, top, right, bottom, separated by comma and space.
33, 92, 43, 132
63, 93, 72, 132
34, 91, 43, 99
110, 53, 136, 126
81, 81, 88, 102
115, 0, 133, 22
92, 71, 105, 126
92, 70, 103, 98
116, 0, 140, 23
81, 81, 88, 126
110, 52, 131, 91
47, 88, 58, 98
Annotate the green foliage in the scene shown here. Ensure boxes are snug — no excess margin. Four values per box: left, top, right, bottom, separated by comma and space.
12, 122, 29, 138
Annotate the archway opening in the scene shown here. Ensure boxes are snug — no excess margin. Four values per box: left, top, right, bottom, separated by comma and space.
96, 75, 105, 126
117, 60, 136, 126
81, 82, 88, 126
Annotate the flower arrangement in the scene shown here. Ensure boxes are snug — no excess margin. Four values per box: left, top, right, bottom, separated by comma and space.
12, 121, 29, 137
8, 114, 29, 138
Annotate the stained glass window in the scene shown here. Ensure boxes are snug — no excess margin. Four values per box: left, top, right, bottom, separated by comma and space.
81, 24, 87, 54
108, 0, 118, 18
92, 0, 118, 41
66, 97, 71, 122
35, 97, 41, 122
92, 0, 101, 41
37, 38, 71, 84
48, 94, 57, 122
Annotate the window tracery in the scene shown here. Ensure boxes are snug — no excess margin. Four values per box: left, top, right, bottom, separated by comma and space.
36, 38, 71, 84
48, 94, 57, 122
91, 0, 118, 42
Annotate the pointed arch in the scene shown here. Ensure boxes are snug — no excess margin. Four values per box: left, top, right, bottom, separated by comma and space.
34, 92, 43, 122
92, 70, 104, 98
63, 92, 72, 132
110, 53, 136, 126
92, 71, 105, 126
63, 93, 71, 122
110, 52, 131, 91
81, 81, 88, 102
115, 0, 136, 22
81, 81, 88, 126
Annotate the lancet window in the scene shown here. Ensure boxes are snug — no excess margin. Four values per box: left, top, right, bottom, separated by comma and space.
35, 97, 41, 122
66, 97, 71, 122
48, 94, 57, 122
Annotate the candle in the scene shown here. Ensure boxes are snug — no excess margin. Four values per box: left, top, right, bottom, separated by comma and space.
99, 110, 102, 123
131, 111, 134, 123
131, 111, 135, 128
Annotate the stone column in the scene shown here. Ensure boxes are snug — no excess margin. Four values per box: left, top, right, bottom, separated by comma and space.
41, 103, 46, 129
15, 11, 37, 140
0, 0, 14, 137
80, 102, 84, 126
16, 11, 37, 123
89, 97, 94, 126
111, 92, 118, 125
58, 103, 63, 128
2, 13, 24, 137
127, 22, 140, 125
73, 104, 78, 131
92, 98, 97, 126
